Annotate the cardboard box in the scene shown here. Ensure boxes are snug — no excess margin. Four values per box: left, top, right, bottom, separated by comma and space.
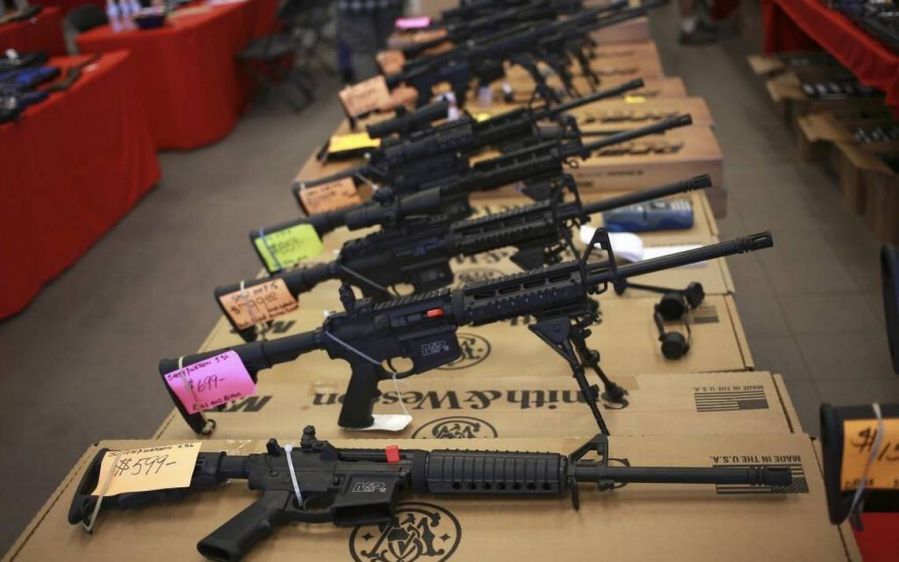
502, 54, 665, 88
471, 96, 714, 132
765, 71, 886, 125
5, 433, 860, 562
560, 126, 726, 217
591, 15, 650, 43
153, 371, 802, 440
796, 112, 897, 163
862, 153, 899, 244
834, 142, 899, 218
591, 40, 659, 62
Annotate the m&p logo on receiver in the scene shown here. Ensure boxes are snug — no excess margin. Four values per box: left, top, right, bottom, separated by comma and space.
349, 502, 462, 562
437, 333, 490, 370
411, 416, 498, 439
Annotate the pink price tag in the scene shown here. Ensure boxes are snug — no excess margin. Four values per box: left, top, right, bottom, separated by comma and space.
395, 16, 431, 30
163, 351, 256, 414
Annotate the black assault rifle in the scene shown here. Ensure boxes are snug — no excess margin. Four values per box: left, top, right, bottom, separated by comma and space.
253, 114, 693, 268
161, 230, 773, 434
385, 4, 649, 106
222, 175, 712, 342
297, 79, 645, 201
69, 425, 792, 562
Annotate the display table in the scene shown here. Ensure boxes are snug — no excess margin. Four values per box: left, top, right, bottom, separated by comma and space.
762, 0, 899, 109
0, 6, 67, 55
0, 51, 160, 319
75, 0, 278, 149
34, 0, 103, 16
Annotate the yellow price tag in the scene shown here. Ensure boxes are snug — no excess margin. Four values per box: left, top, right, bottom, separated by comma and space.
254, 224, 324, 271
329, 133, 380, 154
624, 95, 646, 103
474, 113, 492, 122
840, 418, 899, 491
92, 443, 201, 496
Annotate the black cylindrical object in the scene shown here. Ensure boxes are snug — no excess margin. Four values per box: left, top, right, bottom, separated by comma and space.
577, 114, 693, 156
367, 100, 450, 138
580, 174, 712, 216
588, 232, 774, 284
214, 262, 338, 304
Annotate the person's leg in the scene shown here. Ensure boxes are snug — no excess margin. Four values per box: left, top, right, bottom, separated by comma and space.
678, 0, 717, 45
375, 4, 404, 49
339, 10, 381, 80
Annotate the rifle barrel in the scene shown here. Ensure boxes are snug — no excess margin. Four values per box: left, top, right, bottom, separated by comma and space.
542, 78, 645, 117
578, 114, 692, 155
580, 175, 712, 216
588, 232, 774, 286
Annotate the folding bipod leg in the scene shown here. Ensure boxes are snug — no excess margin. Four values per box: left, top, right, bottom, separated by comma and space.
568, 321, 629, 408
530, 317, 611, 435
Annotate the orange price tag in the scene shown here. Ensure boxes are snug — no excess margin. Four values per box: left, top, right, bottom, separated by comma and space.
377, 50, 406, 75
91, 443, 201, 497
339, 75, 392, 118
217, 278, 299, 330
840, 418, 899, 491
298, 177, 363, 215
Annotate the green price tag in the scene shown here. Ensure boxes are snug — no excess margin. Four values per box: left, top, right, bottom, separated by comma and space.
254, 224, 324, 271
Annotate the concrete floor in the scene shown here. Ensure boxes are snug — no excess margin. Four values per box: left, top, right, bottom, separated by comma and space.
2, 2, 898, 554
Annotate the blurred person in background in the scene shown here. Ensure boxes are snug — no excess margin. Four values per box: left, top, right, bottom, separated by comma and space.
338, 0, 406, 82
678, 0, 718, 45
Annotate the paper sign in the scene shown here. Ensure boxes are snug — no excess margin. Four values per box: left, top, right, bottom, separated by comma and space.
163, 351, 256, 414
253, 224, 324, 272
395, 16, 431, 30
840, 418, 899, 491
339, 76, 391, 118
91, 442, 201, 496
218, 279, 299, 330
624, 95, 646, 103
329, 133, 380, 154
298, 177, 363, 215
377, 50, 406, 75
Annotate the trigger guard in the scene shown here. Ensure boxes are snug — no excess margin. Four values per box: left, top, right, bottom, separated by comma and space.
385, 358, 415, 379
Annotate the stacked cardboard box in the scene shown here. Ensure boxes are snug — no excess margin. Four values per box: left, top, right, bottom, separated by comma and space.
751, 52, 899, 244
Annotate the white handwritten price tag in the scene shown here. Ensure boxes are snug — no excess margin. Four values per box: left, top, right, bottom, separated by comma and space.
841, 418, 899, 491
91, 442, 201, 496
218, 279, 299, 330
339, 75, 391, 118
163, 351, 256, 414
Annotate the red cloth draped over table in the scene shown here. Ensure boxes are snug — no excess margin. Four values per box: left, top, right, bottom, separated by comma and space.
75, 0, 278, 149
34, 0, 104, 16
0, 51, 160, 319
0, 6, 67, 55
762, 0, 899, 109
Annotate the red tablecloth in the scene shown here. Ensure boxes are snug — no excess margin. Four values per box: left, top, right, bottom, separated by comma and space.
0, 51, 160, 319
34, 0, 104, 16
854, 513, 899, 562
75, 0, 277, 149
0, 6, 67, 55
762, 0, 899, 109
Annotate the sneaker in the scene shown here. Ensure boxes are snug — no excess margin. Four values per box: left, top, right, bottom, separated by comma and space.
679, 24, 718, 45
